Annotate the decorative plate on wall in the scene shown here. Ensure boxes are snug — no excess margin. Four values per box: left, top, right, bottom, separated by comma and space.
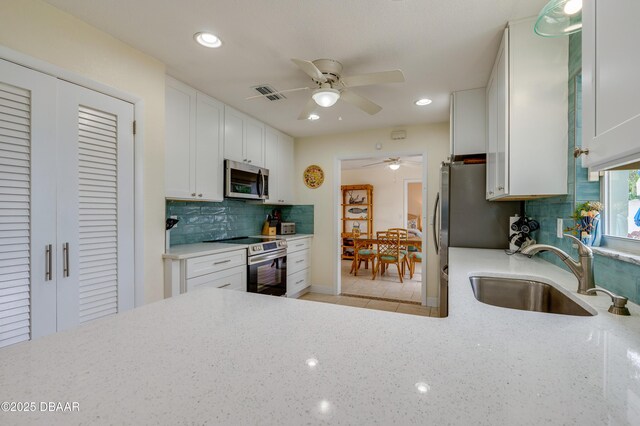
303, 165, 324, 189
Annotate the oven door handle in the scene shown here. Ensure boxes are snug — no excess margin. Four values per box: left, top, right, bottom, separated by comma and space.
247, 249, 287, 265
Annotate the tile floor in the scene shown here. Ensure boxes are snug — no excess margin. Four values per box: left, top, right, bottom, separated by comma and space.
340, 260, 422, 303
299, 292, 439, 317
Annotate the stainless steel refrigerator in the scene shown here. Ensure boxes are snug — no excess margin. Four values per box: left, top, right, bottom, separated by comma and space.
433, 162, 521, 317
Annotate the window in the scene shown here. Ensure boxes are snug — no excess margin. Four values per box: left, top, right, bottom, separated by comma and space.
603, 169, 640, 242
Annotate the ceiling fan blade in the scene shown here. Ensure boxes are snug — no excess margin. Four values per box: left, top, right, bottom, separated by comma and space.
291, 58, 327, 83
297, 98, 318, 120
360, 161, 388, 168
340, 90, 382, 115
245, 87, 309, 100
341, 70, 405, 87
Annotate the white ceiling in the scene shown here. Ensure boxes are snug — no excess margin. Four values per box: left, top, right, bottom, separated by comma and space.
342, 155, 422, 170
44, 0, 548, 138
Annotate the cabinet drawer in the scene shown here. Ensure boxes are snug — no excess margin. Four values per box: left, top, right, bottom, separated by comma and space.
286, 238, 311, 254
186, 250, 246, 279
287, 268, 310, 297
287, 249, 310, 275
186, 265, 246, 292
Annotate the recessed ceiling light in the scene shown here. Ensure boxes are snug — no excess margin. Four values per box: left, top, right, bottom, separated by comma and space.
415, 98, 432, 106
306, 358, 319, 368
194, 32, 222, 48
415, 382, 430, 394
308, 113, 320, 121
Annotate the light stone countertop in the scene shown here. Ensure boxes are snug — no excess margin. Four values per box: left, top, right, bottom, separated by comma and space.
1, 248, 639, 425
162, 242, 248, 260
162, 235, 313, 260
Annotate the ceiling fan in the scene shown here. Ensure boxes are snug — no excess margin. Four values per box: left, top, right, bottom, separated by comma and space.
246, 58, 405, 119
361, 157, 421, 170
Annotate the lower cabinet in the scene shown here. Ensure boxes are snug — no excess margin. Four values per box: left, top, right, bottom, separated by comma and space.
286, 237, 312, 298
164, 249, 247, 297
186, 265, 246, 292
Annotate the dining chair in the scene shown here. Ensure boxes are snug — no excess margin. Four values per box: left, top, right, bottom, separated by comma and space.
371, 231, 406, 283
350, 232, 376, 276
408, 251, 422, 279
387, 228, 411, 276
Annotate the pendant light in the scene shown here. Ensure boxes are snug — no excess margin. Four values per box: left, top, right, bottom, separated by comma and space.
534, 0, 582, 37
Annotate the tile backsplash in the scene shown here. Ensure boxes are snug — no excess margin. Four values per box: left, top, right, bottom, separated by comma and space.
166, 199, 314, 246
526, 31, 640, 304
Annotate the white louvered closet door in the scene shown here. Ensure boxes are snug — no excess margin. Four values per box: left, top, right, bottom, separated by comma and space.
0, 59, 57, 348
56, 81, 134, 331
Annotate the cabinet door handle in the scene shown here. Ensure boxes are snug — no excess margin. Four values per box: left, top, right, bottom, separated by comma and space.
497, 186, 504, 191
295, 244, 304, 247
45, 244, 52, 281
488, 191, 494, 195
191, 193, 196, 197
296, 259, 305, 264
214, 259, 232, 265
247, 160, 252, 163
198, 194, 203, 197
295, 279, 304, 285
63, 242, 70, 278
219, 283, 231, 288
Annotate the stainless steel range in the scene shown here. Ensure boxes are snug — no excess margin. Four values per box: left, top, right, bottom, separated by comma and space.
205, 237, 288, 296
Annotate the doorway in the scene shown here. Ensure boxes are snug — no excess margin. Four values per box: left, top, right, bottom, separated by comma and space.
337, 154, 426, 305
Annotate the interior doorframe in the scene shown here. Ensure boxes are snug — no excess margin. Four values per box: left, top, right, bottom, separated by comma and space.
0, 45, 146, 307
334, 150, 429, 306
403, 179, 422, 230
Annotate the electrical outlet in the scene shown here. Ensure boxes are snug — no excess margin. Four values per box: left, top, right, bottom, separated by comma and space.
557, 218, 563, 238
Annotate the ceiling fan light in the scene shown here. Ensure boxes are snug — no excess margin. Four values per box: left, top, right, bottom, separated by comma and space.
389, 163, 400, 170
312, 88, 340, 107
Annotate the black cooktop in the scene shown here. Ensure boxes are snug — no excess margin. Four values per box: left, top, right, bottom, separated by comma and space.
204, 237, 273, 245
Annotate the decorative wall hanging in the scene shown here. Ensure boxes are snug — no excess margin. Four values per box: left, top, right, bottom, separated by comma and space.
303, 165, 325, 189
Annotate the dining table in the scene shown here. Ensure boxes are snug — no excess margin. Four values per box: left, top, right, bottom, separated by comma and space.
351, 235, 423, 277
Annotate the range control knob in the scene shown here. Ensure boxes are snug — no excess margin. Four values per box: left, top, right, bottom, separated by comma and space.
252, 245, 262, 251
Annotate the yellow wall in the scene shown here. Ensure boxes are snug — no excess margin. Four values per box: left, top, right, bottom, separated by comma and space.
295, 123, 449, 304
0, 0, 166, 303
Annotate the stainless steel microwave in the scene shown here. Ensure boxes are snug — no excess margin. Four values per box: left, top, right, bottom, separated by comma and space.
224, 159, 269, 200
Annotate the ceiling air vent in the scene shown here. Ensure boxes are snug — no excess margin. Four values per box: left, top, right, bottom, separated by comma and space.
252, 85, 285, 101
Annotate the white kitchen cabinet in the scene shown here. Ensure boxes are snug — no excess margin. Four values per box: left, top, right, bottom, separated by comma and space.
0, 59, 135, 348
164, 249, 247, 297
165, 77, 224, 202
485, 19, 568, 200
265, 126, 295, 205
286, 237, 312, 298
450, 88, 486, 156
224, 105, 265, 168
582, 0, 640, 170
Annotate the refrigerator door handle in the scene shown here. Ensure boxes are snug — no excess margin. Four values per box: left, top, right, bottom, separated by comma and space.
432, 192, 440, 254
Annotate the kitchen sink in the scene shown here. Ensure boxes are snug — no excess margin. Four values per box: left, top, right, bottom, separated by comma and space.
469, 276, 595, 317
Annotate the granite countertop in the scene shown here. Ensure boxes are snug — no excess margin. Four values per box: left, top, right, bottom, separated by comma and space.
163, 235, 314, 260
1, 248, 638, 425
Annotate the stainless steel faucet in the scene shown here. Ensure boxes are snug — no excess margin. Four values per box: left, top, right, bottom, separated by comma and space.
521, 234, 595, 295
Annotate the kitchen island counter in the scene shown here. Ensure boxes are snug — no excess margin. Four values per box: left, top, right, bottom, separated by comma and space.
1, 248, 639, 425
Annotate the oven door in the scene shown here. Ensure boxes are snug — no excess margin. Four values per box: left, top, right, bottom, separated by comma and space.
247, 249, 287, 296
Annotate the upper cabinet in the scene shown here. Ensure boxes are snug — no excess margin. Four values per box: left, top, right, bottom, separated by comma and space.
485, 19, 568, 200
224, 106, 265, 168
265, 126, 295, 205
165, 77, 224, 202
450, 88, 486, 157
582, 0, 640, 170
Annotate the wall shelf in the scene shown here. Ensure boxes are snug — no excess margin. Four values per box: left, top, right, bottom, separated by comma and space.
341, 184, 373, 260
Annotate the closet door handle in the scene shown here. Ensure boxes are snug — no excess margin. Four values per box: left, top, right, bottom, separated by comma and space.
45, 244, 52, 281
63, 242, 70, 278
